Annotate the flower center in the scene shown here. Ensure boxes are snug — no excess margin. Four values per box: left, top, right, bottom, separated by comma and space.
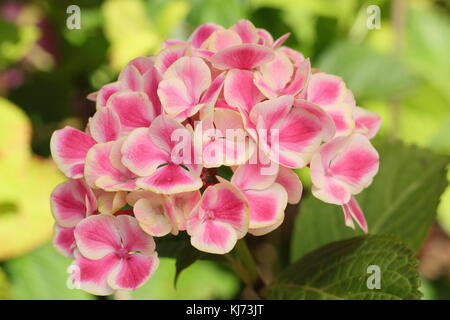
199, 209, 215, 221
117, 247, 129, 260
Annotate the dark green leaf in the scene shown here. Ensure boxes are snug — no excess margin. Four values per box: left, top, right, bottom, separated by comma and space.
291, 140, 449, 260
174, 243, 204, 287
267, 235, 421, 300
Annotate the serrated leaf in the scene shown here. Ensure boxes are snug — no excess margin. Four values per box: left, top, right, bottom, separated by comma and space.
267, 235, 421, 300
291, 140, 449, 260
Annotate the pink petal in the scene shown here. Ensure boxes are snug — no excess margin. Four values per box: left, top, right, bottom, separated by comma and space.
354, 107, 381, 139
95, 82, 120, 108
294, 99, 336, 142
108, 253, 159, 291
256, 51, 294, 96
53, 224, 76, 258
107, 91, 156, 134
97, 191, 127, 214
158, 56, 211, 120
343, 204, 356, 230
121, 127, 168, 177
224, 69, 263, 115
206, 29, 242, 51
157, 77, 201, 120
189, 220, 238, 254
50, 126, 96, 178
210, 44, 275, 70
119, 63, 143, 92
244, 183, 287, 230
276, 166, 303, 204
188, 23, 223, 48
231, 161, 278, 191
312, 177, 351, 205
188, 180, 249, 238
310, 134, 379, 204
142, 66, 162, 116
199, 72, 225, 105
134, 197, 173, 237
71, 251, 118, 296
154, 44, 188, 75
273, 33, 291, 49
149, 115, 197, 163
74, 214, 122, 260
230, 19, 258, 44
115, 214, 157, 253
137, 164, 202, 195
249, 95, 293, 129
306, 73, 346, 107
126, 56, 155, 74
279, 47, 305, 66
84, 141, 136, 191
88, 107, 121, 142
275, 104, 325, 168
164, 56, 211, 98
327, 135, 379, 194
342, 197, 368, 233
162, 39, 188, 48
256, 28, 273, 46
166, 191, 201, 232
50, 179, 96, 227
282, 58, 310, 97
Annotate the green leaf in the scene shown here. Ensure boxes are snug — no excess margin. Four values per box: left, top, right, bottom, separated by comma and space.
0, 267, 11, 300
317, 42, 416, 100
174, 243, 204, 286
291, 140, 449, 261
132, 257, 239, 300
404, 5, 450, 103
186, 0, 249, 27
4, 243, 94, 300
267, 235, 421, 300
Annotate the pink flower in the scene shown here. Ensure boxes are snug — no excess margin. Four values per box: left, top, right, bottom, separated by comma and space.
157, 56, 223, 120
72, 214, 159, 295
310, 133, 379, 205
127, 190, 200, 237
306, 72, 356, 137
84, 138, 137, 191
254, 52, 311, 99
49, 19, 383, 293
197, 108, 256, 167
353, 106, 381, 139
186, 179, 249, 254
121, 115, 202, 194
249, 95, 335, 168
50, 179, 97, 257
118, 57, 162, 114
231, 158, 302, 236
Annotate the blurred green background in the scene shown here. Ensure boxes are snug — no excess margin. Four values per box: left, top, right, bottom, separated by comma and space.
0, 0, 449, 300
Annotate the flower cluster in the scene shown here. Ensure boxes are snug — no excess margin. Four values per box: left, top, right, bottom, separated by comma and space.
50, 19, 380, 295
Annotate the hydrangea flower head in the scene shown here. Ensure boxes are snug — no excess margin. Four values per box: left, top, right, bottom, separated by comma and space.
49, 19, 380, 294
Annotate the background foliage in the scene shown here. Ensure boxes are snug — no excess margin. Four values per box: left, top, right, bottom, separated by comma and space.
0, 0, 449, 300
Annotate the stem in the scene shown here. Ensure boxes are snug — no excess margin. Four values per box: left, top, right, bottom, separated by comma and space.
226, 239, 265, 298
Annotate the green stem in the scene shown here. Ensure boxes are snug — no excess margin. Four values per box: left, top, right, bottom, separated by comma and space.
226, 239, 265, 298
